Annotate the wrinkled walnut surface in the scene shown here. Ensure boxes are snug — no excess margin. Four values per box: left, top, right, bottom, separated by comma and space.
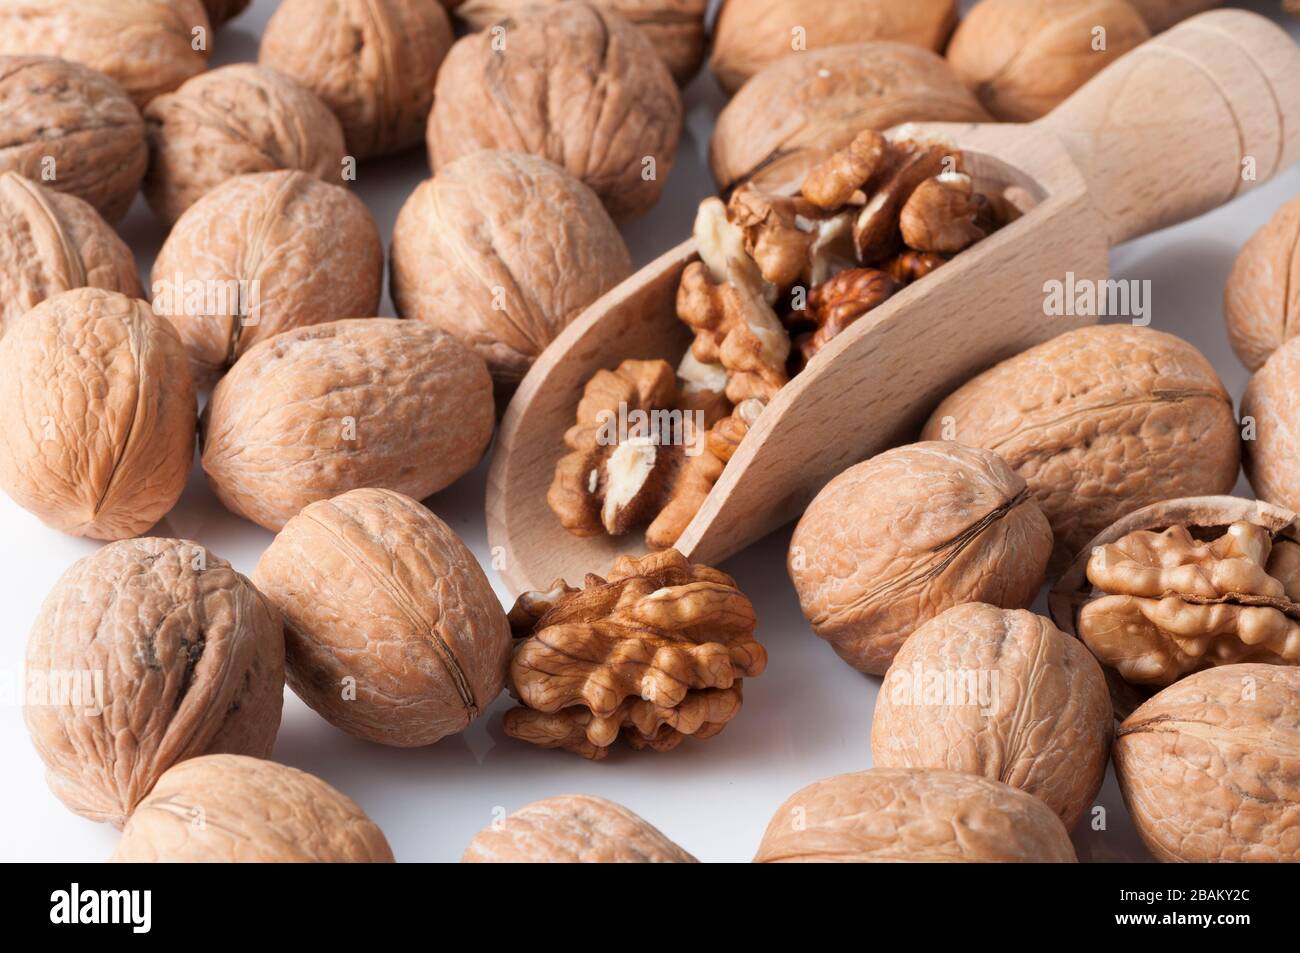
754, 768, 1077, 862
709, 43, 988, 196
710, 0, 958, 94
789, 442, 1052, 675
0, 0, 211, 109
1243, 335, 1300, 515
0, 55, 147, 224
1115, 663, 1300, 862
0, 288, 195, 540
151, 170, 384, 389
202, 318, 494, 531
462, 794, 697, 862
144, 64, 347, 225
505, 549, 766, 759
871, 603, 1112, 829
922, 324, 1240, 568
428, 1, 682, 220
391, 151, 631, 392
254, 488, 511, 747
259, 0, 453, 160
1225, 195, 1300, 371
26, 538, 284, 828
113, 754, 393, 862
0, 172, 142, 337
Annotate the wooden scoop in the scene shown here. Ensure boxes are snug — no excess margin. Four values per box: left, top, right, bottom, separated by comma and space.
487, 9, 1300, 594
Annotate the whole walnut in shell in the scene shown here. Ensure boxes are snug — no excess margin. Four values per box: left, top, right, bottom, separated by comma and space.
254, 488, 512, 747
788, 442, 1052, 676
0, 288, 195, 540
113, 755, 393, 863
0, 55, 147, 224
922, 324, 1240, 569
1242, 336, 1300, 515
710, 0, 958, 94
202, 0, 248, 27
428, 1, 683, 220
202, 319, 495, 531
462, 795, 696, 863
25, 538, 284, 827
1225, 196, 1300, 371
0, 172, 142, 337
710, 43, 989, 196
871, 603, 1112, 829
143, 64, 347, 225
151, 170, 383, 389
0, 0, 211, 109
1114, 663, 1300, 862
260, 0, 453, 160
457, 0, 708, 86
753, 768, 1077, 862
946, 0, 1150, 122
391, 152, 632, 394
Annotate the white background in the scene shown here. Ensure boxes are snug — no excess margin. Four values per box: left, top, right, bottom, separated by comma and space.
2, 0, 1298, 863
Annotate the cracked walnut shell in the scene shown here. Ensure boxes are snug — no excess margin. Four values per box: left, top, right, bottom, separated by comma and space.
151, 170, 384, 389
0, 55, 147, 225
789, 442, 1052, 676
457, 0, 708, 86
754, 768, 1077, 862
428, 1, 682, 220
1114, 663, 1300, 862
202, 319, 494, 532
254, 488, 511, 748
922, 325, 1241, 569
391, 152, 632, 394
143, 64, 348, 225
462, 795, 697, 863
0, 172, 143, 338
0, 288, 195, 540
260, 0, 453, 160
871, 603, 1112, 830
113, 754, 393, 863
0, 0, 211, 109
25, 538, 285, 827
505, 549, 766, 759
1225, 195, 1300, 371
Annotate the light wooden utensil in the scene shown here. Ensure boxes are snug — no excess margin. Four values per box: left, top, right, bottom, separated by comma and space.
487, 9, 1300, 594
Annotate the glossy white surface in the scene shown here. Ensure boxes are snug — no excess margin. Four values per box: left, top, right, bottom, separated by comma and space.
1, 0, 1295, 863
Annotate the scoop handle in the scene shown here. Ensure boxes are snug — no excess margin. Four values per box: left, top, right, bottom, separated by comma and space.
1038, 9, 1300, 247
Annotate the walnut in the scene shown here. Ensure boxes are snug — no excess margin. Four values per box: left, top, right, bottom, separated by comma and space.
202, 0, 248, 28
794, 268, 899, 364
0, 288, 195, 540
852, 127, 963, 262
710, 0, 959, 94
504, 549, 766, 760
391, 152, 632, 395
947, 0, 1150, 122
710, 43, 988, 196
462, 795, 697, 863
0, 55, 147, 224
151, 170, 384, 389
456, 0, 709, 86
1243, 336, 1300, 514
143, 64, 348, 225
253, 488, 512, 747
922, 325, 1241, 569
753, 768, 1077, 862
789, 442, 1052, 675
871, 603, 1112, 830
0, 0, 211, 109
0, 172, 143, 338
726, 185, 856, 289
885, 250, 947, 284
428, 1, 682, 220
1114, 663, 1300, 862
203, 319, 495, 532
800, 130, 889, 210
25, 538, 284, 827
1225, 195, 1300, 371
260, 0, 453, 160
899, 172, 987, 253
112, 755, 394, 863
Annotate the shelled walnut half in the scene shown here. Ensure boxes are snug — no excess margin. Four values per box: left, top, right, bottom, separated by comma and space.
504, 549, 766, 760
1050, 496, 1300, 715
